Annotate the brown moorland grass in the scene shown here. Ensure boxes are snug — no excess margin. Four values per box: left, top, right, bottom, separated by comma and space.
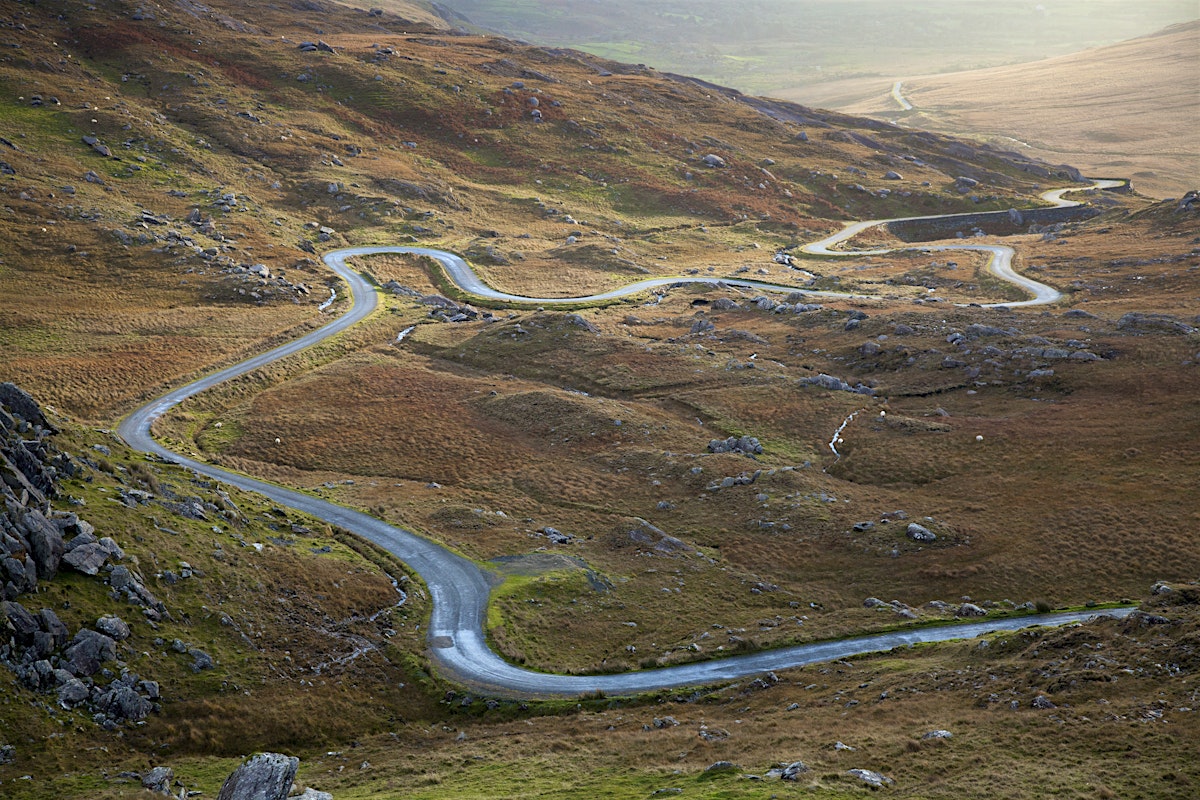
167, 205, 1200, 674
0, 0, 1195, 797
789, 21, 1200, 200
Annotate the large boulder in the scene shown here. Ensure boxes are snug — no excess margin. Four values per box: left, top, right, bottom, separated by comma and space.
61, 541, 111, 576
2, 600, 40, 645
217, 752, 300, 800
64, 629, 117, 677
19, 509, 64, 580
95, 615, 131, 641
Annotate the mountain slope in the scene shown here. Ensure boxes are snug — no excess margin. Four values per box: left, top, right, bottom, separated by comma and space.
0, 0, 1087, 421
789, 21, 1199, 199
1, 2, 1199, 800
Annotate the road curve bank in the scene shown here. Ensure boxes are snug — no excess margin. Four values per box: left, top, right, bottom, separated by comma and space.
118, 181, 1132, 698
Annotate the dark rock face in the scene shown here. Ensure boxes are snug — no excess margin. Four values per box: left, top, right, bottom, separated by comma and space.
217, 752, 300, 800
0, 384, 165, 729
64, 629, 118, 677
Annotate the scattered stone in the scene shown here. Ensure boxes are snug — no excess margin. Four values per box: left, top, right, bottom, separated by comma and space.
703, 760, 738, 772
1032, 695, 1056, 710
848, 768, 894, 788
701, 154, 727, 168
922, 730, 953, 740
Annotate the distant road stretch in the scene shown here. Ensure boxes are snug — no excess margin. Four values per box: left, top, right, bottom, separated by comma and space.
892, 80, 913, 111
118, 181, 1132, 698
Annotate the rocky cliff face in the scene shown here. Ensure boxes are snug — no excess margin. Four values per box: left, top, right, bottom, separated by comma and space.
0, 383, 165, 730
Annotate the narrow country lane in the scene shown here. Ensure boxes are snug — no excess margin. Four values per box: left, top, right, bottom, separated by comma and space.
117, 181, 1132, 698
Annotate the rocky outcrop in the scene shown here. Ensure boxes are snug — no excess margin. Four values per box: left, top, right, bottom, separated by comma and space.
0, 384, 165, 728
707, 435, 763, 456
798, 373, 875, 396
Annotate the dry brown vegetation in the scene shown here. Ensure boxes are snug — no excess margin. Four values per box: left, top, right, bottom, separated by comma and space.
0, 1, 1197, 798
790, 21, 1199, 200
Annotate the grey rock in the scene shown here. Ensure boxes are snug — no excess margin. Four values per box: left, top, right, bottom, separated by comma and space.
292, 790, 333, 800
37, 608, 69, 648
217, 752, 299, 800
703, 760, 738, 773
1032, 695, 1056, 709
61, 542, 110, 575
627, 519, 691, 554
0, 383, 52, 430
94, 682, 153, 721
189, 648, 215, 672
2, 600, 40, 644
906, 523, 936, 542
64, 629, 117, 676
707, 435, 763, 455
57, 677, 91, 707
22, 510, 66, 578
922, 729, 953, 740
1117, 312, 1194, 334
701, 154, 727, 168
848, 768, 893, 788
883, 171, 903, 180
95, 615, 131, 641
965, 323, 1018, 339
781, 761, 809, 780
109, 564, 136, 590
142, 766, 174, 794
956, 603, 986, 617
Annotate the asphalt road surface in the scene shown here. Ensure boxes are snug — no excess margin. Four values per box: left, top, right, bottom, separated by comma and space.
117, 182, 1133, 698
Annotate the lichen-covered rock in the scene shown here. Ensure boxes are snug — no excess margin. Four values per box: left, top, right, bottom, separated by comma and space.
217, 752, 300, 800
906, 523, 937, 542
95, 615, 131, 641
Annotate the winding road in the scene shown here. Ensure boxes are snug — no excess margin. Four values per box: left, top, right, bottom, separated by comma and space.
117, 180, 1133, 698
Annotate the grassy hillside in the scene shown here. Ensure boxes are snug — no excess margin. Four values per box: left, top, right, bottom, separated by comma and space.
791, 21, 1199, 199
0, 1, 1198, 798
